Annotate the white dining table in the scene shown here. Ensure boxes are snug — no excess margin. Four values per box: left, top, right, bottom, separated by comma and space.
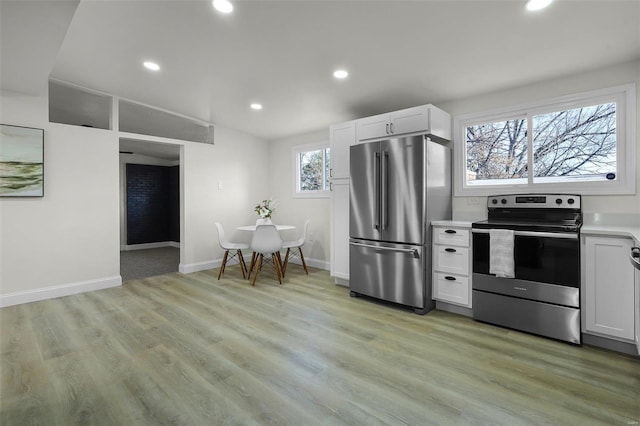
237, 224, 295, 231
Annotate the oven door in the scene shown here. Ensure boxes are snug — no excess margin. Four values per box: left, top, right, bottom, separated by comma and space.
472, 229, 580, 288
471, 228, 581, 344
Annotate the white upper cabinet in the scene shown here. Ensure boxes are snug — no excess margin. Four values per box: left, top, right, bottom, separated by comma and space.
355, 113, 390, 142
329, 120, 356, 180
356, 104, 451, 143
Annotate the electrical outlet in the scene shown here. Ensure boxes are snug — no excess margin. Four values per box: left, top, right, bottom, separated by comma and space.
466, 197, 480, 205
217, 180, 223, 190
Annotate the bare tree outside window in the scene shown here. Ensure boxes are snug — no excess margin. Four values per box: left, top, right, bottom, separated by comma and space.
298, 147, 330, 192
466, 118, 527, 182
532, 103, 616, 180
466, 102, 617, 185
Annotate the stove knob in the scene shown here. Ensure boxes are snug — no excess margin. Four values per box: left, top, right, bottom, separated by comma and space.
501, 198, 507, 204
556, 198, 562, 205
568, 198, 575, 205
491, 199, 498, 205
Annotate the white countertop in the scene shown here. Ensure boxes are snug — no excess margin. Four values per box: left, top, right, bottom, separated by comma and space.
581, 224, 640, 244
431, 220, 473, 228
433, 213, 640, 244
581, 213, 640, 244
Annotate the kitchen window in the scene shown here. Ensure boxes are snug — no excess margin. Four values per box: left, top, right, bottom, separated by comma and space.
454, 84, 636, 196
293, 142, 330, 197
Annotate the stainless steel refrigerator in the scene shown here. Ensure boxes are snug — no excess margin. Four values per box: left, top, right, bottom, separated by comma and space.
349, 135, 451, 314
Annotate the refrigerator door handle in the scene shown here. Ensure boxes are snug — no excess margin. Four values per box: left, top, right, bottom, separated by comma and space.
381, 150, 389, 231
374, 152, 381, 230
349, 241, 419, 256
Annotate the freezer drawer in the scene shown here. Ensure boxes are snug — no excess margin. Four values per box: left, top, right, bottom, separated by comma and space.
349, 239, 428, 311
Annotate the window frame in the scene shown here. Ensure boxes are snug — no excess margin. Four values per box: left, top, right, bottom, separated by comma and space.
454, 84, 636, 196
292, 141, 331, 198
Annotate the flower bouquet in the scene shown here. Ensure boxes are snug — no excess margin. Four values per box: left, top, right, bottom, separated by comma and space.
254, 198, 277, 221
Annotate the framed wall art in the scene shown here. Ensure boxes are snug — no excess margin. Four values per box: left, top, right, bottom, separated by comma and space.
0, 124, 44, 197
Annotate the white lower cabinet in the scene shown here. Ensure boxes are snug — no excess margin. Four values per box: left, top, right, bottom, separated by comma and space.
432, 225, 472, 308
330, 179, 350, 282
583, 235, 635, 341
433, 272, 470, 307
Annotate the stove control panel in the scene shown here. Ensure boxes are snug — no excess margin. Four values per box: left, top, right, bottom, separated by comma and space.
487, 194, 581, 209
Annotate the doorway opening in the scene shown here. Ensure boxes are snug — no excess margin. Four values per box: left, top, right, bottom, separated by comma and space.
119, 138, 182, 282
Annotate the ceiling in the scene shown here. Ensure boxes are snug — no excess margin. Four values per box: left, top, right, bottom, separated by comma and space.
119, 138, 181, 161
2, 0, 640, 142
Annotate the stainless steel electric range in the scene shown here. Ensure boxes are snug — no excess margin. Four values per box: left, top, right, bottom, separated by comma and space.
471, 194, 582, 344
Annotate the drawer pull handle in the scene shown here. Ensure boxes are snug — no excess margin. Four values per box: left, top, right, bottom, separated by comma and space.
444, 229, 457, 234
444, 276, 456, 281
445, 248, 457, 253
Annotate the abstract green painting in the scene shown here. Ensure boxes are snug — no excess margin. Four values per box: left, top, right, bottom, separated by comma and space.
0, 124, 44, 197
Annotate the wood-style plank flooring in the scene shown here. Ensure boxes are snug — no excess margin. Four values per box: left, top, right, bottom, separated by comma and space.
1, 264, 639, 425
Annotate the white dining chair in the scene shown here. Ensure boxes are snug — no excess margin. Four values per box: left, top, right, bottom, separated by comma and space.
247, 224, 283, 286
282, 219, 310, 277
215, 222, 249, 280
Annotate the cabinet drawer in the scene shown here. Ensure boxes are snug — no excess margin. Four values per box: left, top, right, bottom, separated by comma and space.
433, 227, 469, 247
433, 272, 470, 307
433, 246, 469, 275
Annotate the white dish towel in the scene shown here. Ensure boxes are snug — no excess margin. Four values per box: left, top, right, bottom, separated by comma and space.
489, 229, 515, 278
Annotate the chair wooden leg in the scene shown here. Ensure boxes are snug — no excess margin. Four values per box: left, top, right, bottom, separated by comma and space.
251, 254, 263, 286
237, 250, 247, 279
272, 253, 282, 284
248, 252, 257, 279
276, 251, 284, 278
218, 250, 229, 280
282, 248, 290, 277
299, 247, 309, 275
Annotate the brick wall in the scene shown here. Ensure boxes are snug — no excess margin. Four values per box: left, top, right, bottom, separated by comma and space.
126, 163, 180, 245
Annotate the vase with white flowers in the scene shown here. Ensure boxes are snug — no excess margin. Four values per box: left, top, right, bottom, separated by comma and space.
254, 198, 277, 225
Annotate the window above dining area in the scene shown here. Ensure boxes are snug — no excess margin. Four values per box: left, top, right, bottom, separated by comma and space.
293, 142, 331, 198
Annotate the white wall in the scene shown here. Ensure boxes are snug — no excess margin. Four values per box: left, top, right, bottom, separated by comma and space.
438, 60, 640, 220
181, 125, 270, 273
0, 90, 121, 303
0, 90, 270, 305
267, 128, 331, 269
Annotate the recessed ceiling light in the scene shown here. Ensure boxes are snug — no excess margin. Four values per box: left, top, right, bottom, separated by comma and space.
333, 69, 349, 79
525, 0, 553, 11
213, 0, 233, 14
143, 61, 160, 71
250, 103, 262, 110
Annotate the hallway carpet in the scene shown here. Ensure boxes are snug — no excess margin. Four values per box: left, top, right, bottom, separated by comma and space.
120, 246, 179, 282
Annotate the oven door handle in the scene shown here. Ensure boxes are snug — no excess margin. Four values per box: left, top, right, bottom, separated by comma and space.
471, 229, 578, 239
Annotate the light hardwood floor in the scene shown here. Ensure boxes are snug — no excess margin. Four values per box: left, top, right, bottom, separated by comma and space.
1, 264, 639, 425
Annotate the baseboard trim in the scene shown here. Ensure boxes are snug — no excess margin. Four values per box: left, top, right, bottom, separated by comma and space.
334, 277, 349, 287
582, 333, 639, 356
435, 301, 473, 318
284, 257, 329, 271
0, 275, 122, 307
121, 241, 180, 251
180, 260, 217, 274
